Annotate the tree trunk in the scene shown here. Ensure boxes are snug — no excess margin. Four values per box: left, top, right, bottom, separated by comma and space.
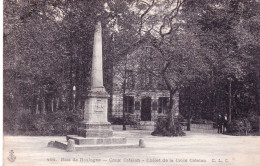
168, 91, 174, 129
45, 94, 51, 113
122, 93, 127, 131
56, 97, 60, 111
187, 118, 191, 131
109, 90, 113, 122
161, 62, 179, 131
122, 75, 127, 130
51, 98, 54, 112
32, 95, 37, 114
187, 86, 191, 131
228, 79, 232, 123
167, 88, 179, 130
36, 103, 39, 114
42, 98, 46, 114
255, 62, 260, 115
122, 57, 128, 131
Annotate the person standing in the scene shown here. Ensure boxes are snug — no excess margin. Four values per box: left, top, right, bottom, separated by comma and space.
217, 114, 222, 134
221, 114, 225, 134
223, 114, 228, 133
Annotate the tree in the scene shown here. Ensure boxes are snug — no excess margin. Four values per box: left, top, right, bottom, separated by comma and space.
106, 0, 207, 133
4, 0, 259, 135
3, 0, 133, 114
179, 0, 260, 125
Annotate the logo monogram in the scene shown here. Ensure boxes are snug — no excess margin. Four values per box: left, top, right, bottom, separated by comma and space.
8, 150, 16, 163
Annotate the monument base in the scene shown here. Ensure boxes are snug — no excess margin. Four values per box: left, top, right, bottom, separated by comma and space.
53, 140, 139, 151
66, 135, 127, 145
52, 122, 140, 151
53, 134, 140, 151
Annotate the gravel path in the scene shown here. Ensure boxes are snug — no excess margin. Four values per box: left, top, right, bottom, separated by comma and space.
3, 128, 260, 166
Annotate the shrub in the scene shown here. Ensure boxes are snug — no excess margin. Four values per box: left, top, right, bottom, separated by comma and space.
3, 110, 19, 135
227, 118, 251, 135
110, 115, 139, 125
152, 116, 186, 137
110, 117, 124, 125
4, 110, 84, 136
248, 114, 260, 132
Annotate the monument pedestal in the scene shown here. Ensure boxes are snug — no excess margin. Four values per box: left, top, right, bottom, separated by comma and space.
77, 122, 113, 138
76, 89, 113, 138
53, 91, 134, 151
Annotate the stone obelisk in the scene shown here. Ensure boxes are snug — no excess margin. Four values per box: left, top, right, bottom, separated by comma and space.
77, 21, 113, 137
91, 21, 106, 93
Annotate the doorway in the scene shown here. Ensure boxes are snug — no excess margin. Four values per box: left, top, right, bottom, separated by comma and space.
141, 97, 151, 121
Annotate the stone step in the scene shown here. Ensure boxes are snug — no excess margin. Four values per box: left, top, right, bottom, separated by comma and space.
53, 141, 139, 151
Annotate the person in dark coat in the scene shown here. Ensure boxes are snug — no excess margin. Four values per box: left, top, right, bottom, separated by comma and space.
217, 114, 222, 134
223, 114, 228, 133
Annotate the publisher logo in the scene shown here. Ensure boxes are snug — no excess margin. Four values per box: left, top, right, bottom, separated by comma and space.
8, 150, 16, 163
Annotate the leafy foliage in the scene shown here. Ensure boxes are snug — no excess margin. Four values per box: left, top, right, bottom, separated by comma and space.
152, 117, 186, 136
4, 109, 83, 136
227, 118, 251, 135
3, 0, 260, 136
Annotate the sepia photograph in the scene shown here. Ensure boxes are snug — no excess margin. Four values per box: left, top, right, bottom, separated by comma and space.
3, 0, 260, 166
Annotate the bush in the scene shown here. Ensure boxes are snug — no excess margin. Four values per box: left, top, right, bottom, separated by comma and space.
4, 110, 84, 136
227, 118, 251, 135
3, 110, 20, 135
226, 113, 260, 136
152, 116, 186, 137
110, 115, 139, 125
110, 117, 124, 125
248, 114, 260, 132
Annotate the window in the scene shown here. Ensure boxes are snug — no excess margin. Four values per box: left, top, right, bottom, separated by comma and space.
141, 72, 153, 89
125, 70, 135, 89
140, 46, 154, 90
123, 96, 134, 113
152, 101, 158, 110
158, 97, 169, 114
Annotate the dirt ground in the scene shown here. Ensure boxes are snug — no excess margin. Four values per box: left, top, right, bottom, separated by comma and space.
3, 127, 260, 166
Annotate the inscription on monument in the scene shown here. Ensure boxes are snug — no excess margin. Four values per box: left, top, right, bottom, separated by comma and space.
95, 99, 104, 112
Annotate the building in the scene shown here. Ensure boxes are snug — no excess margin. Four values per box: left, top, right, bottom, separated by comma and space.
110, 36, 179, 123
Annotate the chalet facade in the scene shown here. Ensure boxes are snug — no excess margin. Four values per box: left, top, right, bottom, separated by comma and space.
111, 37, 179, 122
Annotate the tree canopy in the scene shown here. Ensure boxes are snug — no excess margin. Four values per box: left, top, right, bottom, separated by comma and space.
3, 0, 260, 125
